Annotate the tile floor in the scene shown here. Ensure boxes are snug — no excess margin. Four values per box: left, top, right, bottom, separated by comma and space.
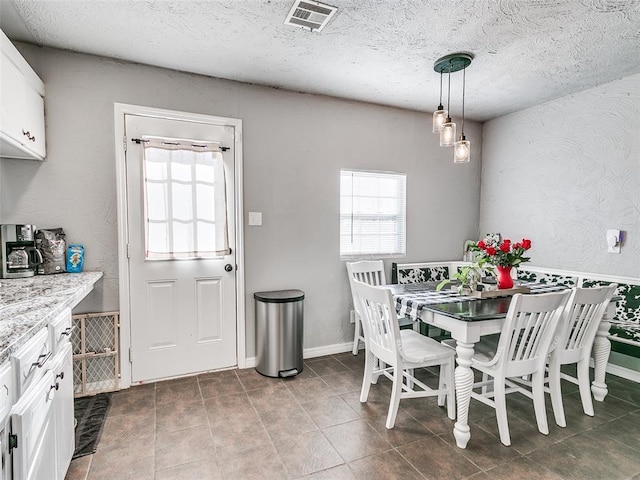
65, 352, 640, 480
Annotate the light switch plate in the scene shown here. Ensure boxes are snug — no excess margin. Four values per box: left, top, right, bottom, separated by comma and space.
248, 212, 262, 226
606, 229, 621, 254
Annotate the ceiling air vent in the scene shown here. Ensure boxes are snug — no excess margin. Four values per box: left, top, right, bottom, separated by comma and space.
284, 0, 337, 32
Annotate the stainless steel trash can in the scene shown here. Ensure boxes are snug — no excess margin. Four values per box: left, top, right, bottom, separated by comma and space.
255, 289, 304, 378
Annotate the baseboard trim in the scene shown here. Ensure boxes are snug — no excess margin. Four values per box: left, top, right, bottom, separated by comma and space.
243, 342, 356, 369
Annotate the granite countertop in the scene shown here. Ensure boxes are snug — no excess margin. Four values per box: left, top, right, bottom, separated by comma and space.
0, 271, 103, 364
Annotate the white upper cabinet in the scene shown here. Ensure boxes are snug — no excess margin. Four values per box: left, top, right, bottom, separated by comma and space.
0, 29, 46, 161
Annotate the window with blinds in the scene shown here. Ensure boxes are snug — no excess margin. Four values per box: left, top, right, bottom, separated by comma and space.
340, 169, 406, 259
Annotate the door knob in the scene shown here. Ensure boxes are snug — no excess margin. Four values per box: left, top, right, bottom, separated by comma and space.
224, 264, 234, 272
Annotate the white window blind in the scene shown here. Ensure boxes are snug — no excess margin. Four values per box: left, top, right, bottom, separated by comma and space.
142, 136, 230, 260
340, 169, 406, 258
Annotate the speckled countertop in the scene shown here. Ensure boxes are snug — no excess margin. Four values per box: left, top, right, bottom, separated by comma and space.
0, 271, 103, 364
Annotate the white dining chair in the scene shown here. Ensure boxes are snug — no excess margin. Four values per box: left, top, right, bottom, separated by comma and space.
346, 260, 387, 355
353, 280, 456, 429
548, 284, 617, 427
465, 290, 571, 446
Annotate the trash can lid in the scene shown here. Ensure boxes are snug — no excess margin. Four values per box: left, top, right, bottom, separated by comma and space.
254, 289, 305, 303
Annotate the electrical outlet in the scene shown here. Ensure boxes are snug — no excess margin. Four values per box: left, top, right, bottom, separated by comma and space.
349, 310, 356, 324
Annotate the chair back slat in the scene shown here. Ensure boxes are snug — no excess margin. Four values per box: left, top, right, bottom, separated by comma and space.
354, 270, 384, 286
557, 284, 617, 356
346, 261, 387, 316
352, 280, 400, 365
497, 290, 571, 377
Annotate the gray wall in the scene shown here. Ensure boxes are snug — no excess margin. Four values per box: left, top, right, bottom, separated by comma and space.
2, 44, 482, 357
481, 73, 640, 277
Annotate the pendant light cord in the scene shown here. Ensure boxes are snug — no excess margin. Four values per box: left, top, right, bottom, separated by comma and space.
446, 62, 452, 114
461, 65, 466, 135
439, 71, 443, 106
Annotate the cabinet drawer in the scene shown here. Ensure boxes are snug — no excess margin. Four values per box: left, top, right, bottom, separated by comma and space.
0, 363, 13, 425
11, 328, 52, 399
48, 308, 72, 355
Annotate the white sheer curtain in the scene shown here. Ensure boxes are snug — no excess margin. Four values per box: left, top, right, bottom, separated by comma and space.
142, 136, 229, 260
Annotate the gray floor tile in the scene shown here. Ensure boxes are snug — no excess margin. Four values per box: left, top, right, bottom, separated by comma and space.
155, 425, 214, 471
299, 464, 356, 479
156, 398, 207, 434
211, 411, 272, 453
247, 382, 300, 413
259, 403, 318, 443
88, 433, 155, 479
397, 435, 481, 480
286, 376, 334, 403
306, 357, 350, 376
198, 371, 245, 399
322, 419, 392, 463
204, 391, 256, 424
274, 430, 344, 477
439, 425, 522, 471
348, 449, 425, 480
302, 395, 361, 428
527, 429, 640, 479
156, 378, 202, 408
237, 367, 284, 390
483, 457, 561, 480
98, 407, 155, 449
216, 443, 288, 480
321, 370, 364, 396
155, 458, 222, 480
365, 410, 433, 448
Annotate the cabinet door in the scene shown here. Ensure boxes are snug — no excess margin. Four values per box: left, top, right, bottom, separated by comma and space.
10, 371, 57, 480
0, 53, 45, 160
0, 55, 26, 145
23, 84, 45, 159
52, 344, 74, 480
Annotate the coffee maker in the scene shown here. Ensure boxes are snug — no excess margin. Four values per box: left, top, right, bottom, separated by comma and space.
0, 224, 43, 278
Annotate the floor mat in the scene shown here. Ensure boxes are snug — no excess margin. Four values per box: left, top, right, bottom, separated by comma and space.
73, 393, 111, 459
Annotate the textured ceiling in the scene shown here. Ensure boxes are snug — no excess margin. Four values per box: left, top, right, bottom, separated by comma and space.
1, 0, 639, 121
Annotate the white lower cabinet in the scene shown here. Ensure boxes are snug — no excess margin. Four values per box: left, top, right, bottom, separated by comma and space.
9, 371, 56, 480
52, 344, 74, 480
0, 363, 14, 480
6, 328, 74, 480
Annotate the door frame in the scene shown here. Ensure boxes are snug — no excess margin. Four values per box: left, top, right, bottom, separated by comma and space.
113, 103, 246, 389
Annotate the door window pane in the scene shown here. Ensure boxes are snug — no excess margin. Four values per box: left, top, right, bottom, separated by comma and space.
142, 137, 230, 260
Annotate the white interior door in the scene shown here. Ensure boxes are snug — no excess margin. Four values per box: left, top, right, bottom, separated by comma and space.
125, 114, 237, 382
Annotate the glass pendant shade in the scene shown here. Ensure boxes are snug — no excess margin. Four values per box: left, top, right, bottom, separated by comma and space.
454, 135, 471, 163
440, 119, 456, 147
432, 107, 447, 133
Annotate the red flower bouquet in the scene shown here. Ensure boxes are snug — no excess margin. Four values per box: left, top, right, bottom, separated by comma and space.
475, 233, 531, 268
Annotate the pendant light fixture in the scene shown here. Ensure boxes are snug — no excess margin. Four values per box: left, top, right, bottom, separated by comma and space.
432, 71, 447, 133
440, 65, 456, 147
454, 64, 470, 163
433, 53, 473, 157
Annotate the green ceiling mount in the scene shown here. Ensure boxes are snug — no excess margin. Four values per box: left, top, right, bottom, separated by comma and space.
433, 53, 473, 74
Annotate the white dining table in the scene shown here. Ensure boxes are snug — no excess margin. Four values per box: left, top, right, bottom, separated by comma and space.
389, 282, 615, 449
